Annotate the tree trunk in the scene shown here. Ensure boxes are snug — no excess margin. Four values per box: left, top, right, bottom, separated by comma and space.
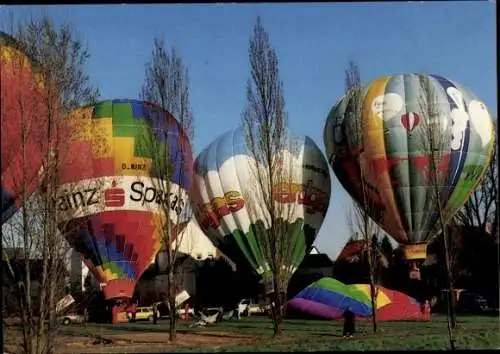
370, 262, 377, 333
444, 231, 457, 329
47, 254, 57, 353
21, 121, 35, 354
437, 197, 456, 350
22, 190, 35, 354
271, 278, 283, 337
167, 270, 177, 342
37, 205, 50, 354
367, 255, 378, 333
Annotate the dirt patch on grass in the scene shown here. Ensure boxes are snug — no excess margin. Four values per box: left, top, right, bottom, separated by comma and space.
101, 330, 255, 345
4, 327, 259, 353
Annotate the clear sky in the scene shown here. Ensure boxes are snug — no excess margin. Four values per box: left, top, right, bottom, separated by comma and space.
1, 2, 496, 259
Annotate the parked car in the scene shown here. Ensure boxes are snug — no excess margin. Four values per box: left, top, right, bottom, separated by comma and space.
60, 313, 85, 325
199, 307, 224, 321
238, 299, 271, 316
457, 292, 489, 313
127, 306, 158, 322
250, 303, 271, 315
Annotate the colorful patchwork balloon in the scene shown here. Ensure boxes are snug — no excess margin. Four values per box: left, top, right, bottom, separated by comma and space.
57, 99, 193, 300
1, 32, 51, 224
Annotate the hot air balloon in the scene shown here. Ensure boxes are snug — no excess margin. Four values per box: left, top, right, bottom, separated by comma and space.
324, 73, 496, 279
347, 284, 424, 321
287, 278, 373, 319
55, 99, 193, 320
1, 32, 51, 224
189, 126, 331, 292
287, 278, 425, 321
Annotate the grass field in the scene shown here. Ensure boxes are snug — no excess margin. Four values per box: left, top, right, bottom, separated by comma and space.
4, 314, 499, 353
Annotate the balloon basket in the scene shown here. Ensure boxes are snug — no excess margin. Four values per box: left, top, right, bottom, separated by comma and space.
400, 243, 428, 261
400, 243, 427, 281
110, 299, 129, 324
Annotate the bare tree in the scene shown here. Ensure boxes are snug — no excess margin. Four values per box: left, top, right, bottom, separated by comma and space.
1, 15, 99, 354
139, 37, 194, 342
454, 147, 497, 230
346, 202, 389, 272
417, 75, 456, 349
443, 220, 466, 291
240, 16, 300, 337
343, 61, 379, 333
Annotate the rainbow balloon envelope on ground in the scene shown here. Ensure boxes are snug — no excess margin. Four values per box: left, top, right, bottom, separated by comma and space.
287, 277, 423, 321
346, 284, 423, 321
287, 278, 372, 318
57, 99, 193, 300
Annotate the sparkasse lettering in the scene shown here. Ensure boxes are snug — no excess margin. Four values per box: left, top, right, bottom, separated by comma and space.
130, 181, 184, 215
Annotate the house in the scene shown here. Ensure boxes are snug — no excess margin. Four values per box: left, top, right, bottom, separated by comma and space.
287, 247, 335, 299
134, 252, 199, 306
336, 240, 366, 263
336, 239, 390, 267
2, 247, 70, 316
298, 247, 335, 277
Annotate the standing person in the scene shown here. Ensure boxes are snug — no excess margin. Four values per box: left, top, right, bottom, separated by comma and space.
130, 301, 137, 323
111, 304, 119, 324
83, 308, 89, 325
342, 307, 355, 338
183, 303, 190, 320
152, 302, 158, 324
423, 300, 431, 321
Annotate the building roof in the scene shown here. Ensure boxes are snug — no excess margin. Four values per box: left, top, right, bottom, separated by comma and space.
309, 246, 320, 255
300, 253, 334, 269
335, 240, 389, 268
336, 240, 366, 263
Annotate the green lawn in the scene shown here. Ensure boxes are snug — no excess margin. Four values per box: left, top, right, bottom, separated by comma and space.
56, 314, 499, 352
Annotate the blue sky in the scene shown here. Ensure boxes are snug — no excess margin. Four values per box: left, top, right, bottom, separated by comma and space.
1, 2, 496, 259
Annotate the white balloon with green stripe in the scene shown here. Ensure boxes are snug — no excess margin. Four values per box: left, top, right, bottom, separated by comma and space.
189, 126, 331, 288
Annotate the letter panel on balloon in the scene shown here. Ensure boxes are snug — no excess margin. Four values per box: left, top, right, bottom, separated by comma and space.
56, 99, 194, 300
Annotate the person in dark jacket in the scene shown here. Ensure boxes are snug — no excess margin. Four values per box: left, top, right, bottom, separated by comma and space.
152, 303, 159, 324
342, 307, 355, 338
